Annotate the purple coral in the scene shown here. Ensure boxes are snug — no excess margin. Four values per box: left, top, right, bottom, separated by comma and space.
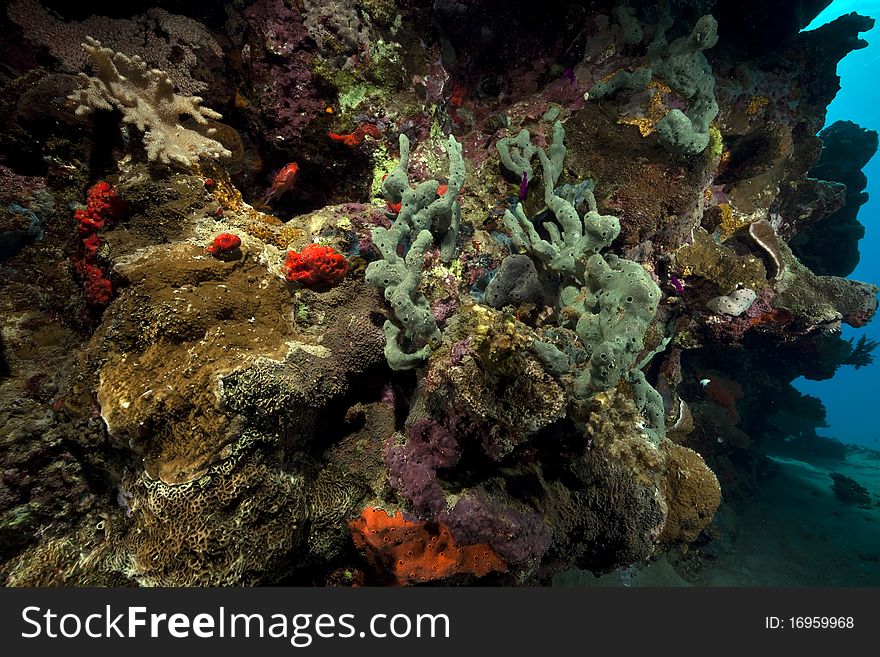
385, 419, 461, 516
442, 491, 550, 566
386, 416, 549, 566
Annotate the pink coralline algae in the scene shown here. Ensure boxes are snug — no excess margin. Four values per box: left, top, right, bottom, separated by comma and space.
450, 340, 473, 365
431, 297, 459, 324
241, 0, 330, 146
0, 165, 47, 201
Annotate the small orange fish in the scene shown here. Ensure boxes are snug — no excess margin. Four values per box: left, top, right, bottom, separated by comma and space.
450, 84, 466, 107
264, 162, 299, 204
699, 374, 743, 425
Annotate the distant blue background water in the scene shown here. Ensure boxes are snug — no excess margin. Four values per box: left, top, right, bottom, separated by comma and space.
794, 1, 880, 448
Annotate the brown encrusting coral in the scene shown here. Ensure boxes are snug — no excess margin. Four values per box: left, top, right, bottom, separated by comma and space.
659, 443, 722, 544
88, 241, 295, 484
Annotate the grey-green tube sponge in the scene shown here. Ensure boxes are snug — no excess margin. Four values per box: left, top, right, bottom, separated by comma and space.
366, 228, 440, 370
382, 321, 432, 371
496, 118, 666, 436
367, 133, 466, 369
562, 254, 661, 397
588, 10, 719, 156
498, 121, 620, 283
380, 133, 464, 263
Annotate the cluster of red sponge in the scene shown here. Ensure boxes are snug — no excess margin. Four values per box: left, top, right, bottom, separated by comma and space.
283, 243, 348, 288
72, 182, 125, 306
327, 123, 382, 147
348, 507, 507, 586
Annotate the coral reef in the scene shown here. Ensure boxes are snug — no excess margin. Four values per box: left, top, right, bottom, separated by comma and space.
791, 121, 879, 276
0, 0, 878, 589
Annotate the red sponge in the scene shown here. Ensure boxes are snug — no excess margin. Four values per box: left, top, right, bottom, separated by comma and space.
349, 507, 507, 586
283, 243, 348, 287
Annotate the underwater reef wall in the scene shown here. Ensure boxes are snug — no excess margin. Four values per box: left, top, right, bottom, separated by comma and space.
0, 0, 877, 586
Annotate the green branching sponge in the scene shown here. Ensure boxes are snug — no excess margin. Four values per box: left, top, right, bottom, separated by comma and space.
588, 68, 652, 99
497, 128, 541, 181
560, 254, 661, 398
367, 228, 440, 370
588, 9, 719, 156
496, 121, 664, 436
499, 122, 621, 282
379, 132, 412, 205
653, 15, 719, 155
612, 5, 645, 45
367, 133, 465, 369
626, 335, 672, 445
379, 133, 465, 263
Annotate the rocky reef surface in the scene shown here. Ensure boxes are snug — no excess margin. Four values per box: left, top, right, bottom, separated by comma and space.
0, 0, 877, 586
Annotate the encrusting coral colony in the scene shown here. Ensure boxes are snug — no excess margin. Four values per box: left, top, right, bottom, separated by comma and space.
0, 0, 877, 586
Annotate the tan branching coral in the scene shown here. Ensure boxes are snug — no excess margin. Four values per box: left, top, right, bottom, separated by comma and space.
69, 37, 231, 168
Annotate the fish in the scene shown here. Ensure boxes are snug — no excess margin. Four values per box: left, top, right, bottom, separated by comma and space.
264, 162, 299, 204
669, 275, 685, 295
699, 375, 743, 424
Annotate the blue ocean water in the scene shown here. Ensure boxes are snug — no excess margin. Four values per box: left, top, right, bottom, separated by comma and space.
794, 1, 880, 449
